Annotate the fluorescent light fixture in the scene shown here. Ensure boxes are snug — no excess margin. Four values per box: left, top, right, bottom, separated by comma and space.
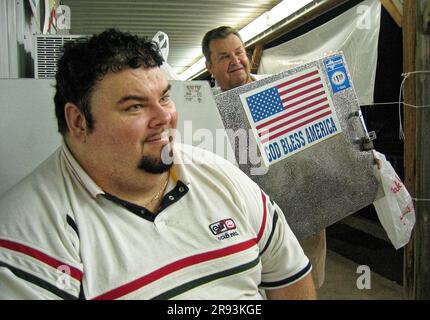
268, 0, 314, 26
178, 57, 206, 80
239, 12, 270, 43
178, 0, 314, 80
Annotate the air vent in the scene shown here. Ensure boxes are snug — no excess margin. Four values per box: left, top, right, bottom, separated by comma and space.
35, 35, 86, 79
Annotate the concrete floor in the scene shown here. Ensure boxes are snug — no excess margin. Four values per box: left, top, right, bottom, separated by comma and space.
317, 250, 405, 300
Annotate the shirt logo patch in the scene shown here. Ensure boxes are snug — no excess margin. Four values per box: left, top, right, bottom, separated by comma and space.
209, 219, 240, 241
209, 218, 236, 235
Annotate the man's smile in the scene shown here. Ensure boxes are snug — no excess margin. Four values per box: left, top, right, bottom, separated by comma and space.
145, 130, 170, 143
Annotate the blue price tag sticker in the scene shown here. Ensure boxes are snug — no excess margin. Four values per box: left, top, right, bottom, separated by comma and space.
324, 55, 351, 93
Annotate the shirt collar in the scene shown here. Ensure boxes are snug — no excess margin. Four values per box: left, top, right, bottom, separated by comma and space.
171, 143, 191, 187
213, 73, 258, 94
61, 140, 105, 198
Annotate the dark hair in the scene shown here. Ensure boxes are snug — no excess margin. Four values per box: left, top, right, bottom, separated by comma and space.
201, 26, 243, 63
54, 28, 164, 135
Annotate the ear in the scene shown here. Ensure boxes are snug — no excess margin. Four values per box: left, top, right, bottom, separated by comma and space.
64, 102, 88, 142
205, 60, 213, 74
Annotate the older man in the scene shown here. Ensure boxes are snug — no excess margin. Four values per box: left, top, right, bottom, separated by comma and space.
202, 26, 327, 289
0, 29, 315, 300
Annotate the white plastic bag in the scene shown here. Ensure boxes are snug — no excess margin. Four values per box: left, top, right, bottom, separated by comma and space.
151, 31, 180, 80
372, 151, 415, 249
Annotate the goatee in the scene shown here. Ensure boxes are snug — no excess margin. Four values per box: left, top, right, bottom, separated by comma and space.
138, 144, 174, 174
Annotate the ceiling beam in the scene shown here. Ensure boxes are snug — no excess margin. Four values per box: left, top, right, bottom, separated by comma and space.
245, 0, 350, 49
380, 0, 403, 27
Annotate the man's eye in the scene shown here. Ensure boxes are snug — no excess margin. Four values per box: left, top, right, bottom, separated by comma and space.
160, 95, 171, 104
127, 104, 143, 112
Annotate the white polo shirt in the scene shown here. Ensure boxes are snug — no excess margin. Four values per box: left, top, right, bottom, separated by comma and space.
0, 142, 310, 300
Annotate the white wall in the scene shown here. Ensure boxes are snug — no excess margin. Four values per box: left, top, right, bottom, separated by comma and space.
0, 79, 60, 195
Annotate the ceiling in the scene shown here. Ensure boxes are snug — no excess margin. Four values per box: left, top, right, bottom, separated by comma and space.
61, 0, 282, 76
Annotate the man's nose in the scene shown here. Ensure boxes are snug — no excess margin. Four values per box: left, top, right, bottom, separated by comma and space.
230, 53, 241, 64
149, 103, 171, 127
